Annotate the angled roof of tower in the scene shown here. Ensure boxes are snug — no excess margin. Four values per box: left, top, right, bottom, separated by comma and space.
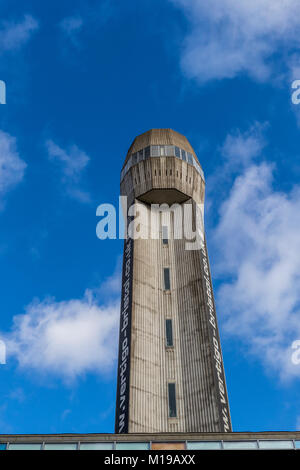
123, 128, 201, 169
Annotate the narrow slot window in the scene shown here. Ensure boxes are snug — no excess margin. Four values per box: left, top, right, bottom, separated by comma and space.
168, 383, 177, 418
165, 319, 173, 347
164, 268, 170, 290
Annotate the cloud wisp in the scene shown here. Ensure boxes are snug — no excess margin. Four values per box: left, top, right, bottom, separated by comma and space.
59, 16, 83, 47
59, 0, 114, 49
0, 14, 39, 54
171, 0, 300, 84
46, 139, 91, 203
0, 130, 27, 209
210, 125, 300, 382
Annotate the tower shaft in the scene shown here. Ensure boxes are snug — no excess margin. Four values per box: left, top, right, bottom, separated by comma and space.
115, 129, 231, 433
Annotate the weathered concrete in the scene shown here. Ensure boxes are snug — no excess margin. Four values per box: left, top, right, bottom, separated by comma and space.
117, 129, 231, 433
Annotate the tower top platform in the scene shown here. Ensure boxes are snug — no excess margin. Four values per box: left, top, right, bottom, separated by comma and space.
123, 128, 200, 169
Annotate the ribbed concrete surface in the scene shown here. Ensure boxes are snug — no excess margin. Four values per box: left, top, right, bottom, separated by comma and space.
117, 129, 231, 433
128, 206, 223, 432
122, 155, 204, 205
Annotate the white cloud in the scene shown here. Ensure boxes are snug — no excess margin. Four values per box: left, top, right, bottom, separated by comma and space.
4, 288, 120, 383
46, 139, 91, 203
46, 139, 90, 180
221, 123, 267, 170
66, 187, 91, 204
205, 123, 267, 212
0, 130, 27, 207
211, 127, 300, 382
171, 0, 300, 83
0, 14, 39, 53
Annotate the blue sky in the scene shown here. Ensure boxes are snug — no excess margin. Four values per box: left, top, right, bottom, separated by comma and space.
0, 0, 300, 433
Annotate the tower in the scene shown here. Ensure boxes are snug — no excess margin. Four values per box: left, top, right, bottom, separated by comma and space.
115, 129, 231, 434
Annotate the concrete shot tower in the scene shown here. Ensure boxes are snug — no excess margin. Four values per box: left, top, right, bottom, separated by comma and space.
115, 129, 231, 434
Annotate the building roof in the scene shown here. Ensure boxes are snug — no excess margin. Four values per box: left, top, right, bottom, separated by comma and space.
1, 431, 300, 451
123, 128, 200, 169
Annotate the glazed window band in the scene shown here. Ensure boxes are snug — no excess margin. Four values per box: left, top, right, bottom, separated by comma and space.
121, 145, 204, 182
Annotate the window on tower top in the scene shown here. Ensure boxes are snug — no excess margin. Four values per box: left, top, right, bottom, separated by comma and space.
151, 146, 160, 157
120, 145, 205, 181
187, 152, 193, 164
165, 145, 174, 156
